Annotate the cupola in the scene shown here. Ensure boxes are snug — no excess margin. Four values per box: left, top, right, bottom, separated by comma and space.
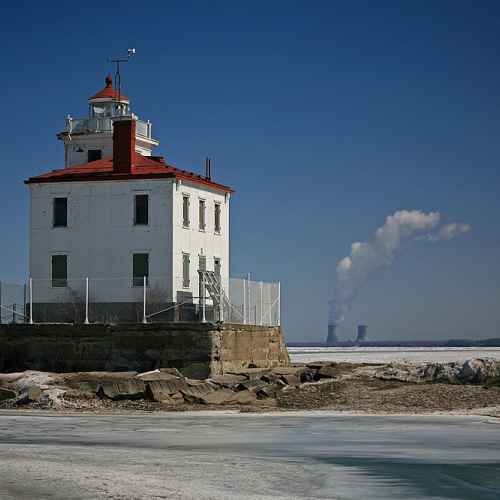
57, 75, 159, 168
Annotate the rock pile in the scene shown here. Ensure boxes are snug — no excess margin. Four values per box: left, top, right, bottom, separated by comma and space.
0, 364, 338, 409
370, 358, 500, 385
1, 359, 498, 412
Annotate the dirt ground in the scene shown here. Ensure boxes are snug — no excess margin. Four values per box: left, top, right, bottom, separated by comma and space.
276, 378, 500, 414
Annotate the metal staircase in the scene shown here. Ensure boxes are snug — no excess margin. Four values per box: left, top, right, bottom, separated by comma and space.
198, 270, 231, 322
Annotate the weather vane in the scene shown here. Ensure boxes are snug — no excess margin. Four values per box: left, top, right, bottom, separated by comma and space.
108, 48, 136, 104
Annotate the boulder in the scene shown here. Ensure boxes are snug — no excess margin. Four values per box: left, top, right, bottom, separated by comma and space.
73, 380, 101, 394
432, 363, 461, 383
197, 389, 238, 405
137, 370, 182, 382
228, 368, 271, 380
372, 359, 500, 385
147, 379, 189, 402
306, 362, 328, 370
256, 385, 277, 399
235, 390, 257, 405
279, 374, 300, 386
260, 373, 281, 384
0, 373, 25, 385
15, 386, 42, 405
66, 372, 139, 392
98, 379, 146, 400
272, 367, 303, 376
209, 374, 247, 388
157, 392, 184, 406
299, 370, 316, 383
159, 368, 184, 378
235, 380, 263, 392
68, 371, 138, 381
459, 359, 500, 384
317, 365, 338, 379
181, 381, 216, 402
0, 387, 16, 401
40, 388, 66, 408
5, 371, 57, 392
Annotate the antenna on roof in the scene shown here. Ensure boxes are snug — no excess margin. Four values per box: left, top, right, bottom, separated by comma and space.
107, 48, 136, 106
205, 157, 212, 180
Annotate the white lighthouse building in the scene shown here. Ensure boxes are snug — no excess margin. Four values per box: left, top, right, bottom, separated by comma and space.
26, 76, 232, 322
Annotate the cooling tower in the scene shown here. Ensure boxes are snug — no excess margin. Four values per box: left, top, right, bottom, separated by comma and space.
326, 324, 338, 346
356, 324, 368, 344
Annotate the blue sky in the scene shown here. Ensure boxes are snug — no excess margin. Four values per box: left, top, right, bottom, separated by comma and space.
1, 1, 499, 341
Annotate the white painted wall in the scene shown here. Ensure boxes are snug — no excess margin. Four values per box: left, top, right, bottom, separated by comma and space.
29, 178, 230, 306
171, 179, 230, 303
63, 134, 153, 168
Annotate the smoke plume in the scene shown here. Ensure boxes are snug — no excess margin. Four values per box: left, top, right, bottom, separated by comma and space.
329, 210, 471, 326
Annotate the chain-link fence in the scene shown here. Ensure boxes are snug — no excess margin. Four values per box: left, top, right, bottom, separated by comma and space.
226, 278, 280, 326
3, 275, 280, 326
0, 281, 27, 324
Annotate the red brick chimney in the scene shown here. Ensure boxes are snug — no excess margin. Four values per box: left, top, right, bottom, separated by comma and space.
113, 118, 136, 173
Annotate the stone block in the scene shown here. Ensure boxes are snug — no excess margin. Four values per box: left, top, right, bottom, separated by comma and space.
209, 374, 247, 387
317, 365, 338, 379
197, 389, 238, 405
99, 379, 146, 400
147, 379, 189, 402
235, 390, 257, 405
15, 386, 42, 405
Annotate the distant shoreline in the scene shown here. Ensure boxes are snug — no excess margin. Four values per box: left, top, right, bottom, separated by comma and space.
287, 337, 500, 348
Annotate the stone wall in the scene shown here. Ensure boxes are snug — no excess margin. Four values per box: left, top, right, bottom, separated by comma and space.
211, 324, 290, 375
0, 323, 290, 379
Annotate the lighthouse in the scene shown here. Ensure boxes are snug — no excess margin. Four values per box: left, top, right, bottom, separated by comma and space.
57, 75, 159, 168
26, 74, 232, 322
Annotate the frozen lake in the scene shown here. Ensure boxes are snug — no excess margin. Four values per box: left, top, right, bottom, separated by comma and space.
289, 346, 500, 364
0, 411, 499, 499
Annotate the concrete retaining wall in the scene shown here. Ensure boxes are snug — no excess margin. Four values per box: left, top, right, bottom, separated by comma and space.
0, 323, 290, 379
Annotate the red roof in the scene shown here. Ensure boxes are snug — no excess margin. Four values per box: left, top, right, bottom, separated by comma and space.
89, 75, 129, 102
25, 153, 234, 193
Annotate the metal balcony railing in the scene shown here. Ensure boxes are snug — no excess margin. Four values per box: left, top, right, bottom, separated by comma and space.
66, 117, 152, 139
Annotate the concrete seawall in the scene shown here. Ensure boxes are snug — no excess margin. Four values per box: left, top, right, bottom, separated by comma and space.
0, 322, 290, 379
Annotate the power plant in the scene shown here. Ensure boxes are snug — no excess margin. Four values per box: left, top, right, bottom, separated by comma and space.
326, 323, 338, 346
356, 325, 368, 344
325, 322, 368, 346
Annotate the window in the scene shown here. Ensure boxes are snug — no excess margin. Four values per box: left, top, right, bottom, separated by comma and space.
87, 149, 102, 162
214, 258, 221, 278
182, 253, 190, 288
133, 253, 149, 287
182, 195, 190, 227
53, 198, 68, 228
214, 203, 221, 233
199, 199, 206, 231
51, 255, 67, 288
199, 255, 206, 272
134, 194, 149, 225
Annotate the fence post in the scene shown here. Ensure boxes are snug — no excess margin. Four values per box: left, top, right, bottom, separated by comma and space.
219, 284, 223, 322
201, 273, 206, 323
142, 276, 147, 324
23, 284, 27, 325
29, 278, 33, 325
0, 280, 2, 325
260, 281, 263, 326
12, 303, 16, 324
247, 273, 251, 325
243, 275, 246, 325
277, 281, 281, 326
84, 277, 89, 325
